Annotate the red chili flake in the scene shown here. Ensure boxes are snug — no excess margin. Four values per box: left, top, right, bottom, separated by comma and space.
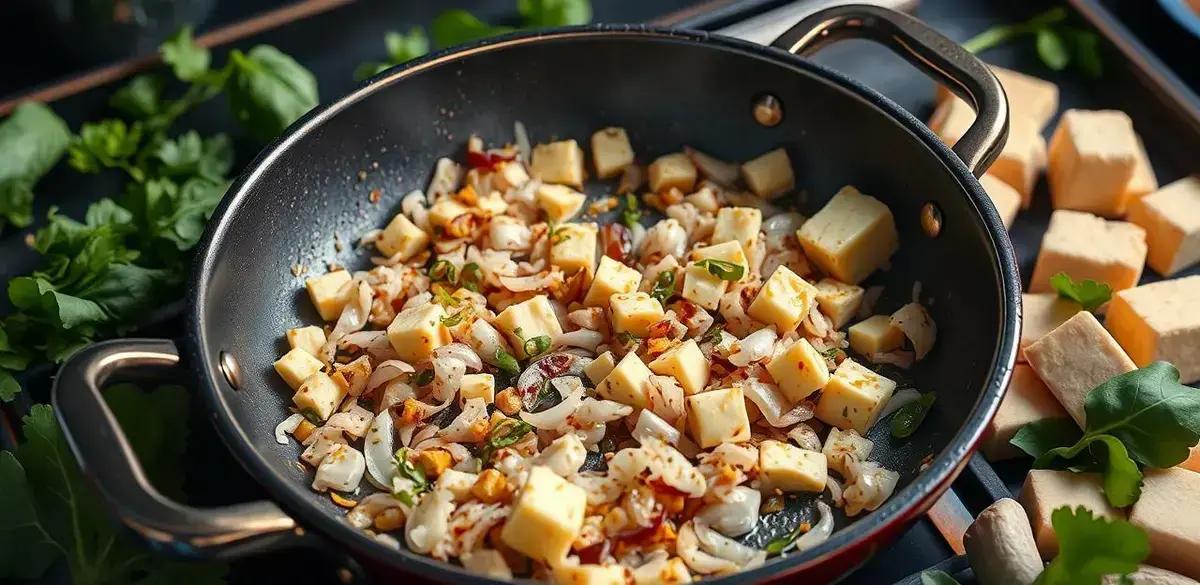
467, 150, 516, 171
538, 353, 572, 378
576, 540, 611, 565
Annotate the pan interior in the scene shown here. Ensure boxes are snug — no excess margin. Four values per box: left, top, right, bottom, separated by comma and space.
191, 30, 1008, 579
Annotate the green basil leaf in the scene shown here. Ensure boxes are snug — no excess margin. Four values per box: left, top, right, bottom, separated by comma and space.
1050, 272, 1111, 312
1034, 506, 1148, 585
518, 0, 593, 27
227, 45, 319, 142
694, 258, 744, 281
1036, 28, 1071, 71
431, 10, 513, 48
160, 25, 211, 82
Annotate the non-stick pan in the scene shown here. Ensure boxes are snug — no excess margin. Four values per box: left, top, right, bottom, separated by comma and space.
52, 5, 1020, 583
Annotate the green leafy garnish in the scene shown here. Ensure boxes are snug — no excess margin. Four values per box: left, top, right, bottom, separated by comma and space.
354, 27, 430, 80
1049, 272, 1112, 312
429, 259, 457, 283
920, 571, 962, 585
890, 392, 936, 439
300, 408, 322, 425
523, 335, 552, 358
493, 348, 521, 375
160, 25, 211, 82
434, 287, 461, 307
699, 325, 724, 346
0, 102, 71, 231
518, 0, 592, 26
441, 308, 470, 327
693, 258, 745, 281
1034, 506, 1147, 585
413, 369, 435, 386
460, 262, 483, 292
962, 7, 1103, 77
478, 418, 535, 467
68, 119, 145, 179
226, 45, 320, 142
621, 193, 641, 229
649, 269, 675, 306
820, 347, 842, 360
616, 331, 640, 346
392, 447, 430, 505
432, 10, 515, 48
764, 523, 806, 554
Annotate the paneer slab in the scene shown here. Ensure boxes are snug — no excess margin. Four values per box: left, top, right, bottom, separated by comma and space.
376, 213, 430, 260
584, 351, 616, 385
797, 186, 899, 285
982, 365, 1071, 460
1124, 136, 1158, 199
814, 278, 865, 329
294, 372, 348, 422
1106, 276, 1200, 384
274, 347, 325, 389
814, 359, 897, 433
759, 440, 827, 493
1020, 469, 1125, 559
979, 174, 1021, 228
531, 139, 586, 188
765, 338, 830, 403
712, 207, 762, 258
1024, 311, 1136, 427
500, 465, 587, 565
387, 303, 453, 363
584, 256, 641, 307
610, 292, 665, 337
822, 427, 874, 477
306, 270, 351, 321
590, 127, 634, 179
747, 265, 818, 333
686, 387, 751, 448
1048, 110, 1140, 217
648, 339, 709, 396
550, 222, 598, 275
1028, 210, 1147, 293
1020, 293, 1080, 362
1130, 468, 1200, 580
428, 197, 473, 230
740, 148, 795, 199
1126, 176, 1200, 276
596, 352, 653, 409
648, 152, 697, 194
493, 295, 565, 358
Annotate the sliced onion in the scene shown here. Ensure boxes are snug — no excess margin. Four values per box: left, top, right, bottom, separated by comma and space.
575, 398, 634, 426
641, 437, 706, 497
405, 395, 455, 423
431, 355, 466, 403
826, 475, 844, 506
639, 219, 687, 261
890, 302, 937, 360
693, 519, 767, 567
677, 521, 740, 575
274, 413, 304, 444
461, 549, 513, 580
347, 493, 408, 529
553, 329, 604, 352
632, 409, 680, 446
877, 387, 923, 421
379, 380, 416, 413
762, 211, 807, 236
427, 158, 462, 199
470, 319, 510, 365
440, 397, 489, 442
326, 405, 373, 438
434, 343, 483, 372
868, 350, 915, 369
405, 488, 455, 554
695, 486, 761, 537
727, 328, 777, 367
520, 383, 585, 430
320, 281, 372, 361
339, 330, 395, 360
739, 379, 799, 427
857, 286, 885, 320
513, 121, 531, 162
787, 423, 822, 452
367, 360, 416, 394
364, 409, 397, 490
312, 444, 365, 493
498, 271, 560, 292
792, 500, 834, 553
646, 376, 685, 424
684, 146, 739, 186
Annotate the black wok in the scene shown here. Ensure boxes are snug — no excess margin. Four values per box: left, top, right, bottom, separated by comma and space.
53, 5, 1020, 583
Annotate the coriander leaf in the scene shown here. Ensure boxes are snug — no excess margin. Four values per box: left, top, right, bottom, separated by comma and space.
518, 0, 593, 27
123, 174, 228, 255
0, 371, 19, 402
227, 45, 319, 142
1050, 272, 1112, 312
0, 181, 34, 230
694, 258, 745, 281
1081, 362, 1200, 469
109, 74, 166, 120
963, 7, 1068, 54
1036, 28, 1071, 71
68, 119, 145, 179
160, 25, 211, 82
154, 131, 233, 182
921, 571, 963, 585
1034, 506, 1147, 585
649, 269, 675, 306
0, 451, 62, 579
432, 10, 513, 48
386, 27, 430, 63
0, 102, 71, 230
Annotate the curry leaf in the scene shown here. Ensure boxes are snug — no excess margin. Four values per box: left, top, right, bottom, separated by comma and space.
1034, 506, 1147, 585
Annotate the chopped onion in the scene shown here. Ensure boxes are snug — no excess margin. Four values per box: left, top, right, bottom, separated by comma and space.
367, 360, 416, 394
434, 343, 483, 372
684, 146, 739, 186
793, 500, 834, 552
312, 444, 366, 493
440, 397, 489, 442
693, 520, 767, 567
646, 375, 685, 424
826, 475, 845, 506
727, 328, 777, 367
575, 398, 634, 426
498, 271, 560, 292
520, 384, 585, 430
762, 211, 807, 236
274, 413, 304, 444
787, 423, 822, 452
695, 486, 761, 537
364, 409, 396, 490
632, 409, 680, 446
877, 387, 923, 421
554, 329, 604, 352
890, 302, 937, 360
843, 460, 899, 516
346, 493, 407, 529
326, 405, 373, 438
405, 488, 455, 554
740, 379, 811, 427
427, 158, 462, 199
677, 521, 740, 575
320, 281, 372, 361
430, 355, 466, 403
513, 121, 531, 162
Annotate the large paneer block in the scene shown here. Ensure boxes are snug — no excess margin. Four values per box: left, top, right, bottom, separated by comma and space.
550, 222, 597, 275
712, 207, 762, 258
648, 152, 697, 194
1130, 468, 1200, 580
597, 352, 653, 409
648, 339, 709, 396
590, 127, 634, 179
766, 338, 830, 403
848, 314, 905, 356
537, 184, 588, 223
1020, 293, 1081, 362
293, 371, 348, 421
501, 465, 587, 565
686, 387, 751, 448
1127, 176, 1200, 276
740, 148, 795, 199
814, 278, 864, 330
797, 186, 899, 285
610, 292, 665, 337
274, 347, 325, 390
814, 359, 897, 433
982, 364, 1071, 460
937, 65, 1060, 131
387, 303, 453, 363
584, 256, 642, 307
929, 98, 1045, 204
1048, 110, 1141, 217
428, 197, 472, 230
1106, 276, 1200, 384
531, 140, 586, 188
376, 213, 430, 260
1025, 311, 1136, 427
306, 270, 352, 321
1020, 470, 1124, 559
1028, 210, 1147, 293
979, 174, 1021, 229
747, 266, 818, 333
759, 440, 827, 493
493, 295, 564, 358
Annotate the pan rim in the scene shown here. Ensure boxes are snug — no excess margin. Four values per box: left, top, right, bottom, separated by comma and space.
187, 23, 1020, 584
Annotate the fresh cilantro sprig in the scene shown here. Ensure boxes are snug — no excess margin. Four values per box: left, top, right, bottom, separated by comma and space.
649, 269, 675, 306
1035, 506, 1147, 585
477, 418, 534, 468
963, 7, 1103, 77
392, 448, 430, 505
1049, 272, 1112, 312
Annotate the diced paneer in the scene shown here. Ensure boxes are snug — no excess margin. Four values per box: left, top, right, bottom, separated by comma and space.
1025, 311, 1136, 427
814, 359, 897, 433
980, 174, 1021, 229
1125, 136, 1158, 199
610, 292, 665, 337
597, 352, 653, 409
691, 240, 749, 284
428, 197, 473, 230
1047, 110, 1141, 217
1106, 276, 1200, 384
759, 439, 827, 493
306, 270, 352, 321
740, 148, 794, 199
686, 387, 751, 448
477, 191, 508, 216
550, 222, 598, 275
493, 161, 530, 191
936, 65, 1059, 131
554, 564, 627, 585
1127, 176, 1200, 276
1130, 468, 1200, 580
982, 364, 1071, 460
822, 427, 874, 476
376, 213, 430, 260
648, 339, 709, 395
681, 264, 726, 310
648, 153, 697, 194
286, 326, 326, 357
929, 98, 1045, 204
1028, 210, 1147, 293
766, 338, 830, 403
591, 127, 635, 179
1020, 470, 1125, 559
293, 372, 348, 421
386, 303, 453, 363
537, 184, 588, 223
814, 278, 865, 330
493, 295, 565, 358
797, 186, 898, 285
848, 315, 905, 356
712, 207, 762, 257
460, 373, 495, 403
1020, 293, 1080, 362
274, 347, 325, 389
531, 140, 586, 188
584, 256, 641, 307
747, 266, 817, 333
500, 465, 587, 564
584, 351, 616, 385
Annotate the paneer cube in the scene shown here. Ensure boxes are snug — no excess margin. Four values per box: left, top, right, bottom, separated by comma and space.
814, 359, 897, 433
1130, 468, 1200, 580
493, 161, 530, 191
476, 191, 508, 216
554, 564, 627, 585
1020, 293, 1081, 362
537, 184, 588, 223
550, 222, 598, 275
712, 207, 762, 257
929, 98, 1046, 204
500, 465, 587, 565
493, 295, 565, 358
740, 148, 795, 199
306, 270, 352, 321
691, 240, 749, 282
814, 278, 865, 329
686, 387, 751, 448
980, 174, 1021, 229
376, 213, 430, 260
293, 372, 348, 422
584, 256, 641, 307
274, 347, 325, 390
648, 153, 697, 194
748, 266, 818, 333
428, 197, 473, 230
648, 339, 709, 395
591, 127, 635, 179
681, 264, 726, 310
597, 352, 653, 409
1028, 210, 1147, 293
1127, 176, 1200, 276
936, 65, 1059, 131
1125, 136, 1158, 199
531, 139, 586, 188
848, 315, 905, 356
766, 338, 830, 403
797, 186, 899, 285
584, 351, 616, 385
759, 440, 827, 493
610, 292, 665, 338
822, 427, 874, 476
1106, 276, 1200, 383
1025, 311, 1136, 427
1020, 470, 1124, 559
460, 373, 495, 404
286, 326, 327, 357
386, 303, 453, 363
982, 364, 1071, 460
1048, 110, 1141, 217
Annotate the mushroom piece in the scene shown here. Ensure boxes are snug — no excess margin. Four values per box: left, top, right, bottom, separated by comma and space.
964, 498, 1044, 585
